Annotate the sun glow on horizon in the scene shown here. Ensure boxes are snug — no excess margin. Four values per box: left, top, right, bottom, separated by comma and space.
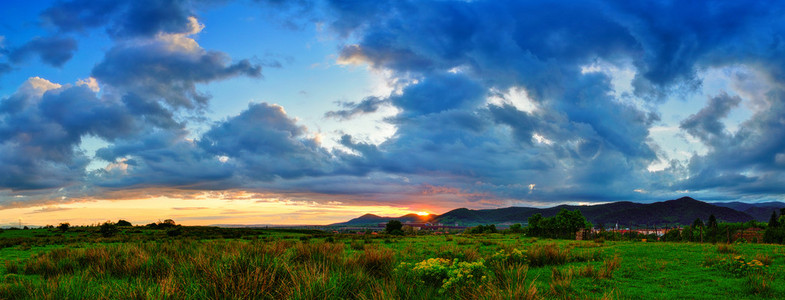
416, 211, 430, 216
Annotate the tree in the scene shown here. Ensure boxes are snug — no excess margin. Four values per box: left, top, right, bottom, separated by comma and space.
662, 228, 681, 242
509, 223, 523, 233
707, 214, 718, 229
116, 220, 132, 227
99, 221, 118, 237
385, 220, 403, 235
57, 223, 70, 232
768, 211, 779, 228
402, 225, 415, 235
525, 209, 590, 239
527, 213, 543, 236
160, 219, 177, 228
692, 218, 704, 228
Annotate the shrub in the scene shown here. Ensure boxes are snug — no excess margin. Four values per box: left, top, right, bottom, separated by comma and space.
403, 258, 488, 295
488, 248, 527, 267
57, 223, 69, 232
99, 222, 118, 237
166, 227, 183, 237
399, 258, 448, 287
708, 255, 768, 277
441, 260, 488, 294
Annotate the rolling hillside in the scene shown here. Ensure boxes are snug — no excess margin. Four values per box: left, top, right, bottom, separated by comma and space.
336, 197, 756, 227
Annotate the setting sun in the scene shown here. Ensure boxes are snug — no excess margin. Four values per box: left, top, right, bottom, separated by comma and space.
416, 211, 430, 216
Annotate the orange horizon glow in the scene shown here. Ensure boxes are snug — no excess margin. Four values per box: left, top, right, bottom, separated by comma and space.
0, 194, 444, 227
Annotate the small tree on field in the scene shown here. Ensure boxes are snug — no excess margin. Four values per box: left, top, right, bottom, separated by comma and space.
99, 221, 118, 237
385, 220, 403, 235
116, 219, 132, 227
58, 223, 70, 232
160, 219, 177, 228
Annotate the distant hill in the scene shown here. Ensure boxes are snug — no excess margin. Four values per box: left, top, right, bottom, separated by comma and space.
336, 197, 755, 227
332, 213, 434, 226
712, 201, 785, 222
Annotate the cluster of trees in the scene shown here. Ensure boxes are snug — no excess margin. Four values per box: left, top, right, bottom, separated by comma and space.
145, 219, 178, 229
464, 224, 498, 234
660, 216, 754, 243
526, 209, 592, 239
55, 219, 133, 234
763, 209, 785, 243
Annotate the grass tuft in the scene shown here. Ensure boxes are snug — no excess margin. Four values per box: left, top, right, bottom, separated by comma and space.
717, 243, 739, 254
528, 243, 569, 267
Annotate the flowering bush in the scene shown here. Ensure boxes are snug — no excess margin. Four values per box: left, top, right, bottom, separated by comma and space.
411, 258, 452, 285
713, 256, 767, 277
441, 260, 488, 293
488, 248, 527, 265
398, 257, 489, 294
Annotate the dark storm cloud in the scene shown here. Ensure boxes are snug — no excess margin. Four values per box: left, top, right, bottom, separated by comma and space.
8, 36, 78, 67
678, 88, 785, 194
199, 103, 334, 180
680, 92, 741, 146
320, 0, 665, 202
0, 83, 134, 190
92, 41, 261, 110
40, 0, 208, 38
7, 0, 785, 206
318, 0, 785, 203
324, 96, 386, 120
89, 102, 338, 190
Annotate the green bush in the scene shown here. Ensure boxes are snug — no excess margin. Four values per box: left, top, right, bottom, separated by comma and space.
99, 222, 118, 238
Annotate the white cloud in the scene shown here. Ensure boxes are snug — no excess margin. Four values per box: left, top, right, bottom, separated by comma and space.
77, 77, 100, 92
487, 86, 537, 113
18, 77, 62, 97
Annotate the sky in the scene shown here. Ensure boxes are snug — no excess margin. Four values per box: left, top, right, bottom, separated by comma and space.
1, 0, 785, 226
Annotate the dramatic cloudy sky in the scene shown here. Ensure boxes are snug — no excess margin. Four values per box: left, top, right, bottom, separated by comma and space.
1, 0, 785, 225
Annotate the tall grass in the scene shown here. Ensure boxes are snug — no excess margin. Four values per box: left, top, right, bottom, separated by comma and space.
717, 243, 739, 254
527, 243, 570, 267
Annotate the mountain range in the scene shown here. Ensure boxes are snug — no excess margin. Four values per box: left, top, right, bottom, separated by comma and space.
333, 197, 785, 227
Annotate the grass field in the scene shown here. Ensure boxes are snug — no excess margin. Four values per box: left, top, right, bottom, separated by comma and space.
0, 228, 783, 299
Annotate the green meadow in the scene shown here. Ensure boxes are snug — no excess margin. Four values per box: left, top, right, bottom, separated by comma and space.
0, 227, 783, 299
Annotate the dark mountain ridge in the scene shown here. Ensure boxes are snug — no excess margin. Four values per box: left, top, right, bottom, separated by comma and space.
334, 197, 755, 227
711, 201, 785, 222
